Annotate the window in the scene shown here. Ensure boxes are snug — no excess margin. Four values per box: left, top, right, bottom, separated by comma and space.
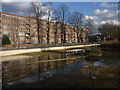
4, 21, 6, 24
34, 29, 37, 31
4, 26, 8, 30
12, 22, 15, 25
33, 20, 36, 23
42, 21, 46, 24
4, 31, 9, 35
57, 24, 61, 27
51, 23, 54, 26
18, 33, 24, 36
16, 27, 18, 30
42, 26, 47, 29
3, 15, 6, 18
7, 15, 11, 19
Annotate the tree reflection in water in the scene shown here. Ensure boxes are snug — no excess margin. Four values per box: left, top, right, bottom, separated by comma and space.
2, 49, 84, 84
2, 48, 120, 88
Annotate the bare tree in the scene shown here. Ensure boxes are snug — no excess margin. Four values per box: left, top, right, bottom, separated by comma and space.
98, 22, 120, 40
32, 1, 46, 43
52, 10, 60, 43
54, 22, 58, 43
68, 11, 84, 43
55, 4, 69, 43
45, 2, 53, 43
7, 21, 18, 46
85, 17, 95, 36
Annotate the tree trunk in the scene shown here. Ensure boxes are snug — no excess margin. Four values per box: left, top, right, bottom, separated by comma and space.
61, 24, 66, 43
37, 19, 41, 43
47, 21, 50, 43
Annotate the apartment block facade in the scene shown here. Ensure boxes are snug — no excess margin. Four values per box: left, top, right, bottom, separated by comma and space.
0, 12, 88, 45
0, 13, 2, 46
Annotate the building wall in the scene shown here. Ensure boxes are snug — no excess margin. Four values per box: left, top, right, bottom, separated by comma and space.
0, 13, 2, 46
0, 12, 88, 44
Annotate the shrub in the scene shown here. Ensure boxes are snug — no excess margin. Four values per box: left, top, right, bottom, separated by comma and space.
2, 35, 11, 45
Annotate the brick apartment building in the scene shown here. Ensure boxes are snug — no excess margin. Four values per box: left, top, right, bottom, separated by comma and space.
0, 12, 88, 45
0, 13, 2, 46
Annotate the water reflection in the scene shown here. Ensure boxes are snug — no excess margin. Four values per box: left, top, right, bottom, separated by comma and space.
0, 61, 2, 90
2, 49, 83, 84
3, 60, 82, 87
1, 48, 120, 88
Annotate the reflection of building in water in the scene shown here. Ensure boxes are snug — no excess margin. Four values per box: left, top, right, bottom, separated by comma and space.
0, 61, 2, 90
2, 53, 80, 84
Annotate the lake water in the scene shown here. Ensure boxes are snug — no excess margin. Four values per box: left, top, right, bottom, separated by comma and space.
1, 47, 120, 88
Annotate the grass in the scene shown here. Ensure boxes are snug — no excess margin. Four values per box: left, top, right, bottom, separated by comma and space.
100, 41, 120, 48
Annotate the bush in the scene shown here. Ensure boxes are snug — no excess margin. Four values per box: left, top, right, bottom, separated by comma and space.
2, 35, 11, 45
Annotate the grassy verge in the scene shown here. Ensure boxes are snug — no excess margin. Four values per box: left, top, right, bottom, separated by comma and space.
100, 41, 120, 48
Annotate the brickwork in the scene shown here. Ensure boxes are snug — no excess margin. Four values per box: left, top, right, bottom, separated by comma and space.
0, 12, 88, 44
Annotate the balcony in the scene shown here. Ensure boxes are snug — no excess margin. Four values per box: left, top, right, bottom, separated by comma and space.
25, 33, 30, 37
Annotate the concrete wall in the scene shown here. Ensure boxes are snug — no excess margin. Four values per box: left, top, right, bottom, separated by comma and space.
0, 44, 100, 57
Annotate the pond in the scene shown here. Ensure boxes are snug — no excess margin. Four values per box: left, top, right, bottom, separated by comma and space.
1, 47, 120, 88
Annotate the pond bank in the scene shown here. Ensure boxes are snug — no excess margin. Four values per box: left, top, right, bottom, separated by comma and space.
0, 44, 100, 57
100, 41, 120, 48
